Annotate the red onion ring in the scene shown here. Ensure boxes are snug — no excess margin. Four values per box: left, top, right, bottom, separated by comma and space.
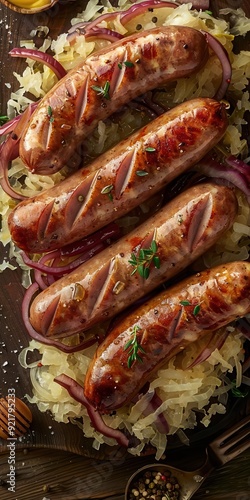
22, 283, 97, 353
67, 26, 124, 44
200, 30, 232, 101
9, 48, 67, 80
0, 102, 38, 137
186, 329, 230, 369
0, 104, 35, 200
21, 241, 106, 277
119, 0, 179, 25
54, 374, 129, 447
72, 0, 178, 36
198, 154, 250, 203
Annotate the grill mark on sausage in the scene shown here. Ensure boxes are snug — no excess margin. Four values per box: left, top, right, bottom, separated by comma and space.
64, 171, 98, 229
40, 295, 61, 337
187, 193, 213, 252
109, 48, 128, 97
86, 258, 118, 319
75, 75, 89, 125
114, 148, 137, 199
37, 200, 55, 242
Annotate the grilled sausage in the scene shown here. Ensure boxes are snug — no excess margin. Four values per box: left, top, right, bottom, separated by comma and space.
29, 183, 238, 338
9, 98, 227, 253
19, 26, 209, 175
84, 260, 250, 412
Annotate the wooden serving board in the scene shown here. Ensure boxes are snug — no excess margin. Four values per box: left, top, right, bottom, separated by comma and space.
0, 0, 250, 462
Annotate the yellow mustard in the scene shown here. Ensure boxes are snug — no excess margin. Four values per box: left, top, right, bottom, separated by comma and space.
9, 0, 51, 9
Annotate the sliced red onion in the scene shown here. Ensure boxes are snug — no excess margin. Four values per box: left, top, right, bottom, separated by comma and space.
67, 26, 123, 44
199, 155, 250, 203
9, 48, 67, 80
21, 241, 105, 277
186, 329, 230, 369
0, 102, 37, 137
120, 0, 179, 25
22, 283, 97, 353
72, 0, 178, 36
0, 104, 35, 200
200, 30, 232, 101
54, 374, 129, 447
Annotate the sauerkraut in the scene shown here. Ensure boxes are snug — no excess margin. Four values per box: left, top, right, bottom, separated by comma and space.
1, 0, 250, 458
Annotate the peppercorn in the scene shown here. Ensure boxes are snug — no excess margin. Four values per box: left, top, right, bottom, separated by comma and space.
127, 469, 181, 500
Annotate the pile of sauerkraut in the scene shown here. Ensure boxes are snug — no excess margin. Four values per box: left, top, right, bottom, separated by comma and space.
1, 0, 250, 458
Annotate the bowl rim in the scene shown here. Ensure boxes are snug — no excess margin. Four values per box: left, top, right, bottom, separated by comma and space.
0, 0, 58, 14
124, 462, 184, 499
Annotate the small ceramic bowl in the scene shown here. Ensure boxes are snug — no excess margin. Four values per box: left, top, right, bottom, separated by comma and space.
125, 463, 183, 500
0, 0, 58, 14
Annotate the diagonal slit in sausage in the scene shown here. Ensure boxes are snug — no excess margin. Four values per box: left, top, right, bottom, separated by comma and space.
83, 260, 250, 413
19, 26, 209, 175
9, 98, 228, 254
28, 182, 238, 339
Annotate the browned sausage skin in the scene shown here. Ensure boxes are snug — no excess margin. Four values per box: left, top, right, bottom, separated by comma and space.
19, 26, 209, 174
84, 260, 250, 413
9, 98, 227, 253
28, 183, 237, 339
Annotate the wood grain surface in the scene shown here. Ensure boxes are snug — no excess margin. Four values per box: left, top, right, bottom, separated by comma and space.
1, 1, 250, 499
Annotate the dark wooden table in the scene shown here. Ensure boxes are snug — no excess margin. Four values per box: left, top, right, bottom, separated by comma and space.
1, 1, 250, 498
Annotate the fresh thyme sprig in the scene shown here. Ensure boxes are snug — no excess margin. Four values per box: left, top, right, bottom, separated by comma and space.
124, 325, 145, 368
91, 81, 111, 100
129, 239, 160, 279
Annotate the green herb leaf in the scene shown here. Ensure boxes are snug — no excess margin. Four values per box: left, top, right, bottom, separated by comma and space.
118, 61, 134, 69
136, 170, 148, 177
231, 380, 249, 398
101, 184, 114, 201
145, 146, 156, 152
47, 106, 54, 123
91, 81, 111, 100
129, 239, 160, 279
124, 325, 145, 368
180, 300, 191, 306
193, 304, 201, 316
124, 60, 134, 67
0, 115, 9, 126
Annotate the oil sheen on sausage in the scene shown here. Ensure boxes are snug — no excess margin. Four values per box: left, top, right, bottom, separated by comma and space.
9, 98, 228, 253
29, 183, 238, 338
19, 26, 209, 174
84, 260, 250, 412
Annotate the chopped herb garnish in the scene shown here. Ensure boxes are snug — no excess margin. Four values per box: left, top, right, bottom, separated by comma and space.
129, 239, 160, 279
231, 380, 249, 398
180, 300, 201, 316
91, 81, 110, 100
101, 184, 114, 201
180, 300, 191, 306
47, 106, 54, 123
118, 61, 134, 69
193, 304, 201, 316
136, 170, 149, 177
145, 146, 156, 152
124, 325, 145, 368
205, 10, 213, 15
0, 115, 9, 126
